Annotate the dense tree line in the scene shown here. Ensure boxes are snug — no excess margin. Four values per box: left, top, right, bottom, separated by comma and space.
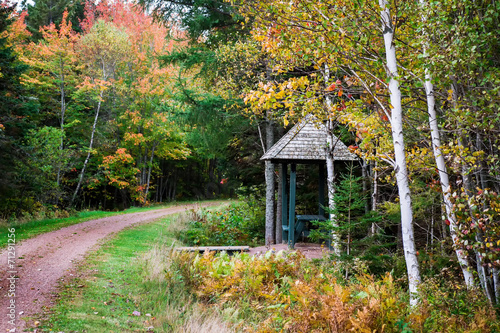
0, 0, 260, 217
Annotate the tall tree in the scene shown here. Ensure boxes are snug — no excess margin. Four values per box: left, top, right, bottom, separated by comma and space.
70, 19, 130, 205
21, 11, 80, 192
0, 5, 39, 214
416, 0, 475, 288
378, 0, 421, 305
22, 0, 71, 40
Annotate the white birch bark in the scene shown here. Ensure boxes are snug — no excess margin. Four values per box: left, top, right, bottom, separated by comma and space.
71, 90, 103, 206
379, 0, 421, 306
418, 0, 475, 289
493, 268, 500, 304
371, 160, 379, 234
323, 64, 341, 256
144, 142, 156, 203
326, 118, 341, 255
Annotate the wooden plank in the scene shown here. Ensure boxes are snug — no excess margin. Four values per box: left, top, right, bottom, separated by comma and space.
296, 215, 327, 221
175, 246, 250, 252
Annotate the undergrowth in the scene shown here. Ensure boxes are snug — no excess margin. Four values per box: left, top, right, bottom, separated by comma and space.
163, 249, 500, 333
177, 195, 265, 247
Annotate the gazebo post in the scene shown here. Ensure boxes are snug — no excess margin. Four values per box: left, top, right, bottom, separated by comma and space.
281, 163, 288, 244
319, 163, 325, 216
288, 163, 297, 248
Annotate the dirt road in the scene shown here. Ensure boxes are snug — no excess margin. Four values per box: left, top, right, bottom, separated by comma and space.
0, 202, 216, 332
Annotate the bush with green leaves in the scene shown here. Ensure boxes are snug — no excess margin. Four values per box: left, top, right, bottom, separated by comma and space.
178, 195, 265, 247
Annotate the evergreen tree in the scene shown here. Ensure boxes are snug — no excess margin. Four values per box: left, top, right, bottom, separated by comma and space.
139, 0, 256, 180
310, 164, 392, 274
0, 6, 39, 215
22, 0, 85, 40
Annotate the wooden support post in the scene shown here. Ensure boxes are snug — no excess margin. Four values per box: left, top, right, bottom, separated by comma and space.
281, 163, 288, 244
319, 163, 325, 216
288, 163, 297, 248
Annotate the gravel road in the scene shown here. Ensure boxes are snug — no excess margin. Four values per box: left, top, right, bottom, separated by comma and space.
0, 202, 217, 332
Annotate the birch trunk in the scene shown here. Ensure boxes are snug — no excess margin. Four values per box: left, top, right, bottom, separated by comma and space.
144, 142, 156, 203
418, 0, 475, 287
379, 0, 421, 306
326, 118, 341, 255
362, 160, 369, 214
71, 91, 103, 206
460, 141, 494, 303
371, 160, 379, 234
265, 117, 275, 246
323, 64, 341, 255
424, 77, 475, 287
493, 268, 500, 304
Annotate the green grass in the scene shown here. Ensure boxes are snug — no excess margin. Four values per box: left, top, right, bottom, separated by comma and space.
36, 202, 234, 332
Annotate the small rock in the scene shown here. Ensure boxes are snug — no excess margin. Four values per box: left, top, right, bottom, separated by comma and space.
145, 313, 151, 317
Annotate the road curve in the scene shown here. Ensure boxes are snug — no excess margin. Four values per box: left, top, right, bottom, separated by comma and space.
0, 202, 219, 331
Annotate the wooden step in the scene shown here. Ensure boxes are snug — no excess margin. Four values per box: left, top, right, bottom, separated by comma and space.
175, 246, 250, 253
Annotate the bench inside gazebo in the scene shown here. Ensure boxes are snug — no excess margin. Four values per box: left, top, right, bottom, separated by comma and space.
261, 114, 358, 249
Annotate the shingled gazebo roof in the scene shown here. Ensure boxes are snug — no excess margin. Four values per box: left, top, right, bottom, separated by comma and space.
261, 114, 358, 163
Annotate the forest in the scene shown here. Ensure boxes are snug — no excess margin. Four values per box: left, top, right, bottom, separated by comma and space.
1, 0, 499, 330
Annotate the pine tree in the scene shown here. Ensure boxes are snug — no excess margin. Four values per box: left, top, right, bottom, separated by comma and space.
22, 0, 84, 40
0, 6, 39, 214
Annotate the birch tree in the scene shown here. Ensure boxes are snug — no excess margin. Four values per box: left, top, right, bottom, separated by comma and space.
378, 0, 421, 305
417, 0, 475, 288
71, 20, 130, 205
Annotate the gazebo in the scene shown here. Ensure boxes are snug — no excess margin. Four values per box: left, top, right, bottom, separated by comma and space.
261, 114, 358, 248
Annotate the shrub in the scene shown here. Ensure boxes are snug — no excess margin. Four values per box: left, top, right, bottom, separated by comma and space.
178, 196, 265, 247
413, 276, 499, 333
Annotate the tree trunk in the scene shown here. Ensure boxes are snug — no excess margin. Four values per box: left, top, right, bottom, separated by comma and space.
265, 117, 275, 246
71, 92, 103, 206
275, 162, 283, 244
144, 142, 156, 204
326, 118, 341, 255
56, 62, 66, 189
371, 160, 379, 234
379, 0, 421, 306
361, 159, 369, 214
418, 0, 475, 286
493, 268, 500, 304
323, 64, 341, 255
